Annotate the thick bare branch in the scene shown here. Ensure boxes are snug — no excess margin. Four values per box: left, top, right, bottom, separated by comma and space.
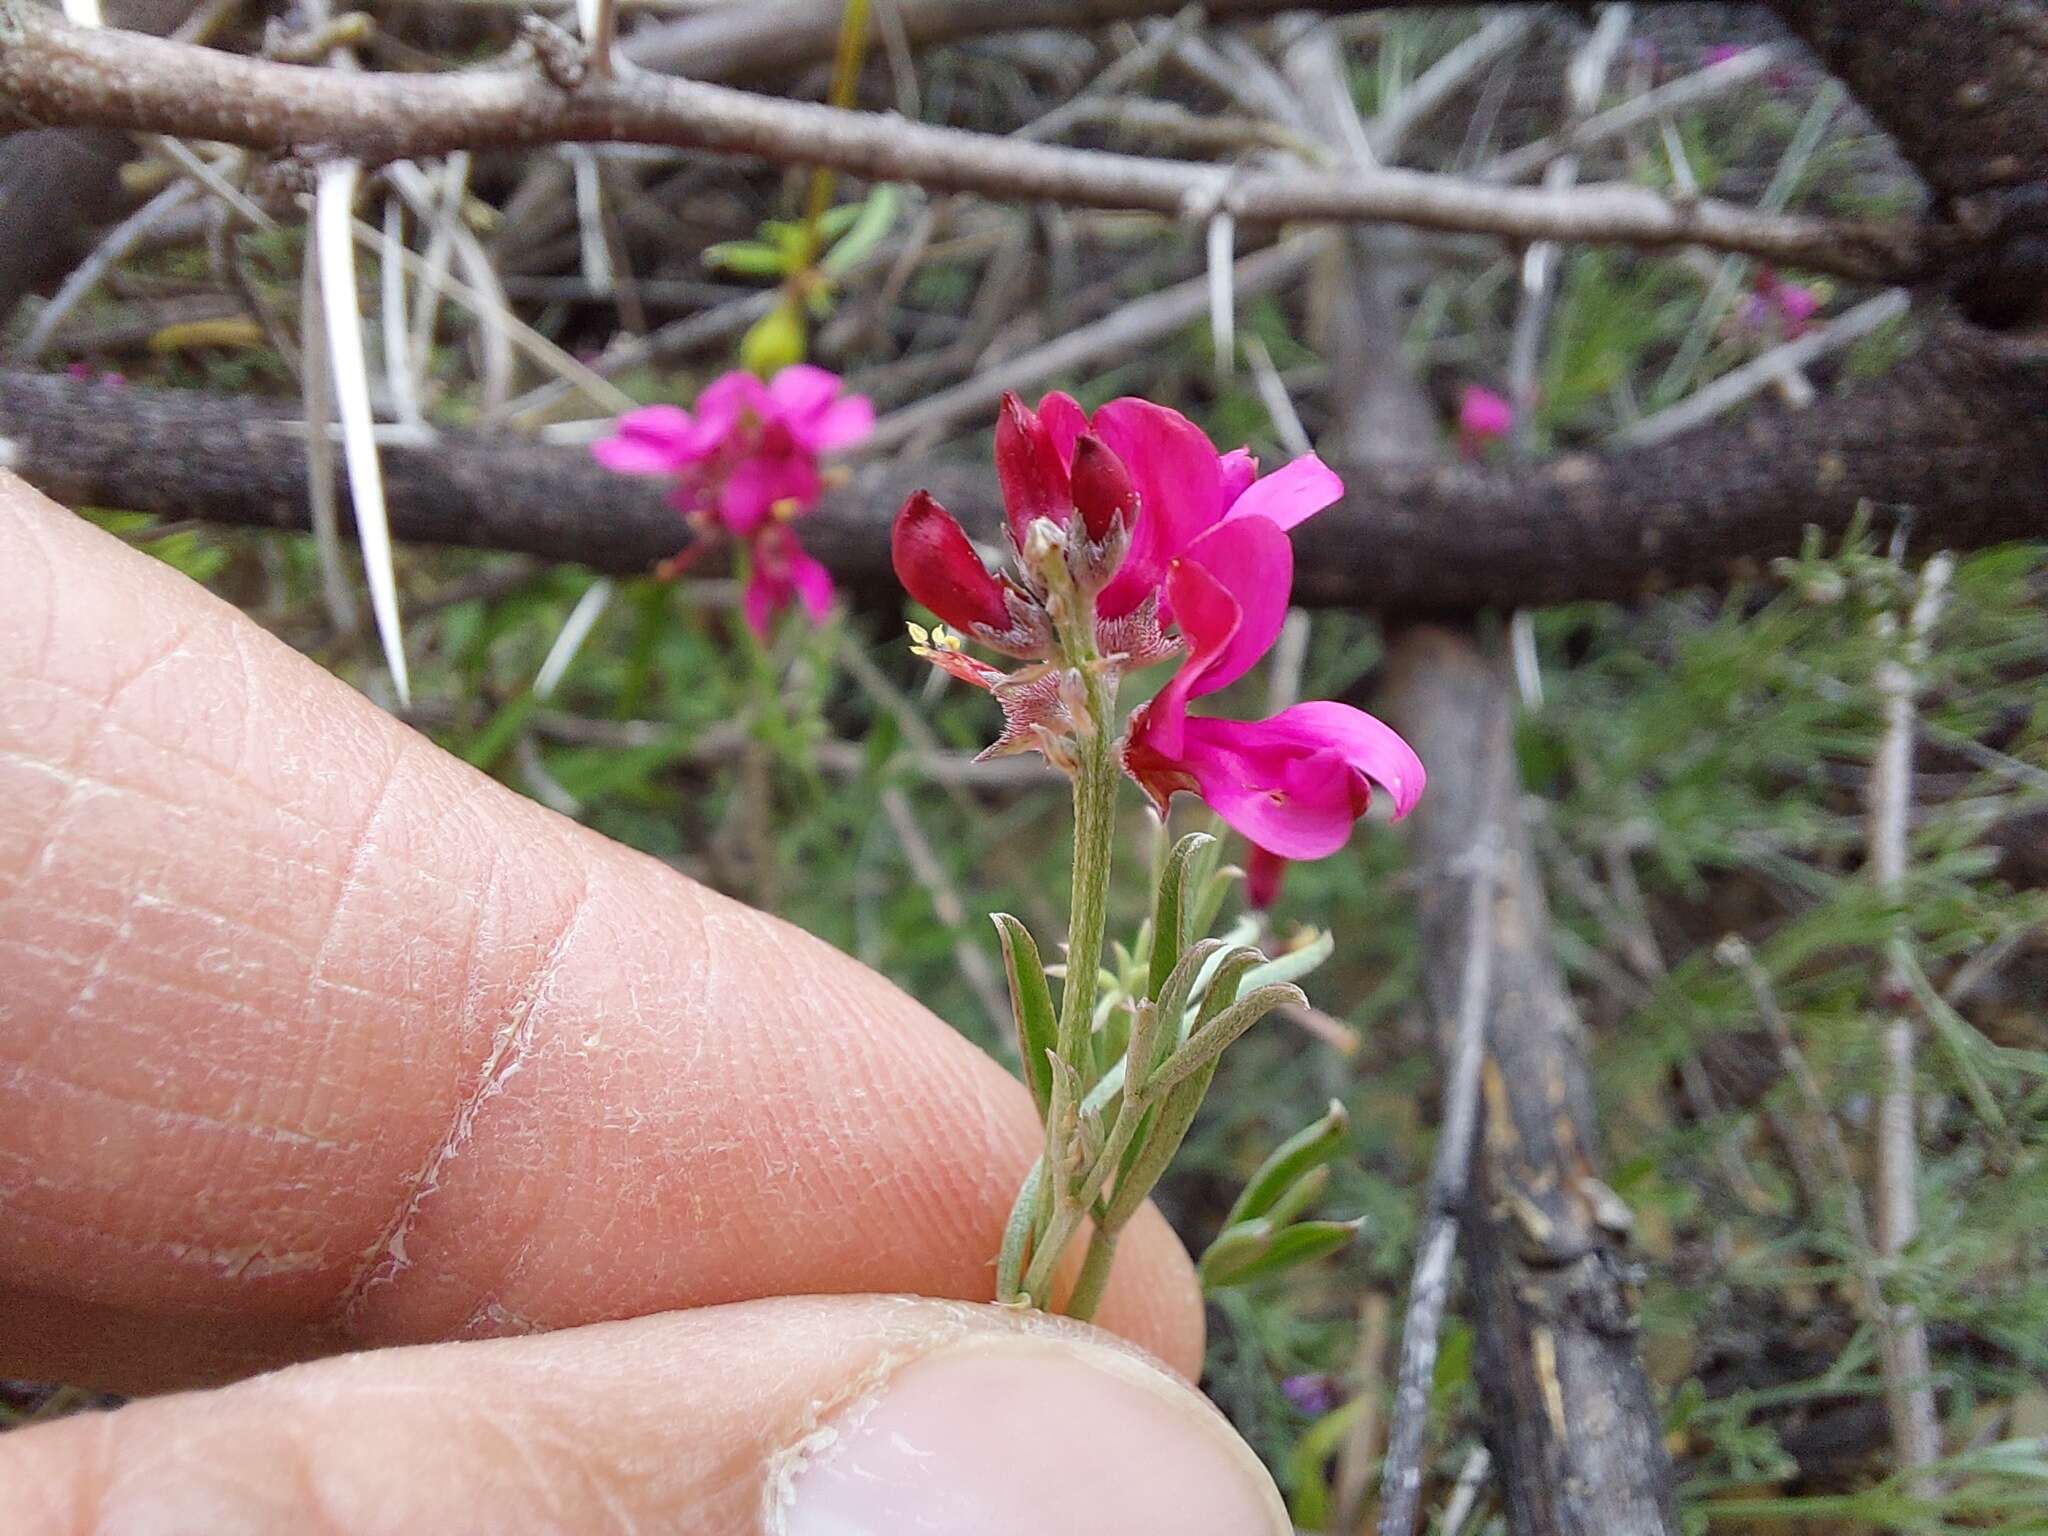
6, 316, 2041, 612
0, 10, 1934, 283
1385, 628, 1681, 1536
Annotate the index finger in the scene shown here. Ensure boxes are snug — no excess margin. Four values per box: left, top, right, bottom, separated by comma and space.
0, 476, 1202, 1389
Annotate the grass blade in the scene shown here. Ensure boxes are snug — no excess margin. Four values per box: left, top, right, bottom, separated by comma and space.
316, 159, 410, 705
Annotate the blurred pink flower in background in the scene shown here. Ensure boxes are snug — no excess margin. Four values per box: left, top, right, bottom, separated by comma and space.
594, 365, 872, 635
1740, 269, 1823, 340
1457, 385, 1514, 457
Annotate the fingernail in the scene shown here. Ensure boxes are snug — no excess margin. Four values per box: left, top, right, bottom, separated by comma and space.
777, 1333, 1289, 1536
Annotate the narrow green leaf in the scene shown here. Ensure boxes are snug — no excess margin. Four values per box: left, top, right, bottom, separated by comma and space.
1150, 983, 1307, 1094
1149, 832, 1215, 999
762, 219, 808, 257
1121, 1001, 1158, 1105
1223, 1099, 1349, 1228
1255, 1163, 1332, 1232
1202, 1218, 1361, 1289
739, 301, 806, 374
995, 1158, 1044, 1302
1898, 947, 2007, 1130
1236, 928, 1335, 993
1098, 950, 1270, 1235
993, 914, 1057, 1117
815, 201, 866, 244
1187, 860, 1238, 941
1080, 1054, 1125, 1119
1184, 915, 1263, 1012
1091, 1001, 1132, 1086
458, 689, 539, 771
1144, 938, 1235, 1083
821, 187, 902, 274
1285, 1395, 1367, 1528
1196, 1218, 1275, 1287
702, 240, 789, 279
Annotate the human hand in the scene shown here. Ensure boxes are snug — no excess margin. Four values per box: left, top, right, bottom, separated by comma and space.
0, 477, 1289, 1533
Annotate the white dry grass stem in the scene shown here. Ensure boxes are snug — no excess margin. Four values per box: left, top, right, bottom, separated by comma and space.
316, 160, 412, 706
533, 579, 615, 701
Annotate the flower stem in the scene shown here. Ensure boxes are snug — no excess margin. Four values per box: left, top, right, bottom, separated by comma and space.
1058, 691, 1119, 1063
793, 0, 872, 269
1019, 662, 1121, 1310
1066, 1228, 1120, 1323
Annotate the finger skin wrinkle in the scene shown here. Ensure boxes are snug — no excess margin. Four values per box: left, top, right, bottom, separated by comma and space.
298, 735, 411, 1007
10, 618, 195, 896
336, 860, 592, 1327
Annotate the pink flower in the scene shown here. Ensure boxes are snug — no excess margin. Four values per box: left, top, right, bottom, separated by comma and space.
1702, 43, 1749, 66
897, 391, 1343, 656
64, 361, 126, 389
1126, 704, 1425, 861
1121, 504, 1424, 865
1774, 281, 1820, 337
892, 394, 1422, 868
593, 366, 872, 636
743, 523, 835, 638
1457, 386, 1514, 456
1741, 269, 1823, 340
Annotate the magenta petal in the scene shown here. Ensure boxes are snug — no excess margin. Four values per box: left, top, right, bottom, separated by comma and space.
808, 393, 875, 453
1146, 557, 1243, 758
720, 456, 819, 534
1126, 701, 1425, 862
1218, 448, 1258, 507
591, 405, 698, 475
789, 541, 836, 623
742, 568, 778, 637
1036, 392, 1089, 470
1094, 397, 1228, 617
1227, 701, 1428, 820
1224, 453, 1344, 532
767, 363, 842, 419
1176, 516, 1293, 699
1069, 434, 1139, 542
691, 372, 772, 450
1184, 729, 1363, 860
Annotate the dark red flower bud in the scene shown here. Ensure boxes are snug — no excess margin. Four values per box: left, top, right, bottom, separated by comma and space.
1245, 844, 1288, 910
994, 391, 1071, 549
892, 490, 1013, 635
1067, 433, 1138, 542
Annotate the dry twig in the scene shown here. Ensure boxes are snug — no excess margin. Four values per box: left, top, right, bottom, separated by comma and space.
1867, 552, 1955, 1483
0, 10, 1935, 284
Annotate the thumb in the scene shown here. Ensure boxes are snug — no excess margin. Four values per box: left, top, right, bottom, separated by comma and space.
0, 1295, 1290, 1535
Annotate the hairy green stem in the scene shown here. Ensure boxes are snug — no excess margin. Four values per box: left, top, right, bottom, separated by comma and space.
1066, 1227, 1120, 1323
1020, 669, 1121, 1308
1057, 694, 1120, 1062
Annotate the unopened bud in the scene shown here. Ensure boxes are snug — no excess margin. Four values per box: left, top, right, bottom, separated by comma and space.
1023, 515, 1066, 567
